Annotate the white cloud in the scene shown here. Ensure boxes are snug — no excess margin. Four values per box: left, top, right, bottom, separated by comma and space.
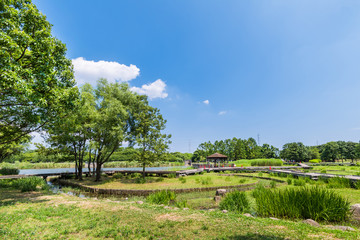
131, 79, 168, 100
218, 111, 227, 115
203, 100, 209, 105
72, 57, 140, 85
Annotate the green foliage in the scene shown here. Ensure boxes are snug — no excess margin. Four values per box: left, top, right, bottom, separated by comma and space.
200, 177, 212, 185
13, 177, 47, 192
320, 170, 327, 174
293, 178, 306, 186
280, 142, 309, 162
0, 167, 19, 175
147, 190, 176, 205
327, 177, 351, 189
219, 191, 250, 213
309, 159, 321, 163
270, 180, 277, 188
178, 177, 186, 184
250, 159, 282, 166
287, 178, 292, 185
0, 0, 78, 145
238, 178, 247, 184
254, 186, 351, 222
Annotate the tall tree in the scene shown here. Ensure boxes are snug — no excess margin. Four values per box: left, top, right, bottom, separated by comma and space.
0, 0, 78, 145
133, 100, 171, 179
321, 142, 339, 162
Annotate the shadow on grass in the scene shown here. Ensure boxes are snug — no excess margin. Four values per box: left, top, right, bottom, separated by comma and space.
0, 189, 52, 207
223, 233, 286, 240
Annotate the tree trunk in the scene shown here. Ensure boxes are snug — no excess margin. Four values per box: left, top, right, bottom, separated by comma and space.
142, 162, 146, 179
78, 164, 83, 180
95, 163, 102, 181
75, 160, 78, 179
88, 149, 92, 177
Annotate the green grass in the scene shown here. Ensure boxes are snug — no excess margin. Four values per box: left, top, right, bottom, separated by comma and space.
0, 188, 359, 239
68, 173, 257, 190
219, 191, 250, 213
251, 159, 283, 166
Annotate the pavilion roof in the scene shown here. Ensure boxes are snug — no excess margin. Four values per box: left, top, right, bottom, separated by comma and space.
207, 153, 228, 159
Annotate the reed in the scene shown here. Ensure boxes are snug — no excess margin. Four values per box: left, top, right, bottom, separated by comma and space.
254, 186, 350, 222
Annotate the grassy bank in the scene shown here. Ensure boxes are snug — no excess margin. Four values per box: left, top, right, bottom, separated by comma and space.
0, 189, 358, 239
66, 173, 257, 190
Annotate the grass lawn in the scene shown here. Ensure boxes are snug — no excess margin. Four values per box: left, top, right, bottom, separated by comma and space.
68, 173, 258, 190
1, 188, 359, 239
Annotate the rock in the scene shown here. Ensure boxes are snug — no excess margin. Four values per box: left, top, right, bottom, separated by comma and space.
208, 209, 215, 212
222, 210, 228, 213
351, 204, 360, 222
216, 189, 227, 196
214, 196, 222, 202
183, 208, 189, 210
136, 201, 143, 205
269, 217, 279, 220
173, 207, 179, 210
327, 225, 355, 231
302, 219, 320, 227
164, 206, 171, 209
243, 213, 254, 218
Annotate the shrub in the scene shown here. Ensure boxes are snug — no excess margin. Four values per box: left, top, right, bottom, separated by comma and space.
147, 190, 176, 205
258, 172, 263, 177
0, 167, 19, 175
251, 159, 282, 167
178, 177, 186, 184
287, 179, 292, 185
112, 173, 123, 179
13, 177, 47, 192
309, 159, 321, 163
168, 173, 176, 178
135, 177, 146, 184
254, 186, 351, 222
239, 178, 247, 184
175, 200, 189, 208
219, 191, 250, 213
320, 170, 327, 174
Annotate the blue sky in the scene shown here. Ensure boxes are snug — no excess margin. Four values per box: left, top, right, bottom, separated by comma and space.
33, 0, 360, 152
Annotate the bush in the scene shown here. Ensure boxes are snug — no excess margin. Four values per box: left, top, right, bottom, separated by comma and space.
320, 170, 327, 174
254, 186, 351, 222
251, 159, 282, 167
309, 159, 322, 163
239, 178, 247, 184
13, 177, 47, 192
287, 179, 292, 185
219, 191, 250, 213
178, 177, 186, 184
0, 167, 20, 175
147, 190, 176, 205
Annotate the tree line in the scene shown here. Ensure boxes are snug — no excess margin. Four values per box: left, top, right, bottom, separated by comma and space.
280, 141, 360, 162
192, 137, 279, 161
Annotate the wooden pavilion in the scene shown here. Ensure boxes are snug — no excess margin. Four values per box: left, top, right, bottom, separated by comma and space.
206, 153, 228, 167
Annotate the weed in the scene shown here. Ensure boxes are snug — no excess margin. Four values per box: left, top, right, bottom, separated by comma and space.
178, 177, 186, 184
147, 190, 176, 205
287, 179, 292, 185
219, 191, 250, 213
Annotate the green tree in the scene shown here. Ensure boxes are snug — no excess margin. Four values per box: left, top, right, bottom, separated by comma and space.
46, 83, 95, 180
0, 134, 30, 162
0, 0, 78, 145
321, 142, 339, 162
133, 100, 171, 179
280, 142, 309, 162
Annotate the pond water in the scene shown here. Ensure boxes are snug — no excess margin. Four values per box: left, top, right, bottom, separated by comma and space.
19, 166, 187, 175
